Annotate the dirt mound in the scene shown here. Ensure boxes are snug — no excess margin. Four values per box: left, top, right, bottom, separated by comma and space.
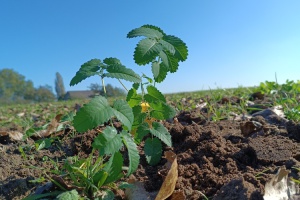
1, 107, 300, 199
131, 110, 300, 199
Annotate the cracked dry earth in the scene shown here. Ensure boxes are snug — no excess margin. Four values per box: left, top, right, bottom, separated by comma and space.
1, 103, 300, 199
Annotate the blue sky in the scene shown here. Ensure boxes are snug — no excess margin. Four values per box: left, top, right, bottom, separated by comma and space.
1, 1, 300, 94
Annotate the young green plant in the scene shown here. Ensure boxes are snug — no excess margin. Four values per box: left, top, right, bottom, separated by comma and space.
67, 24, 188, 197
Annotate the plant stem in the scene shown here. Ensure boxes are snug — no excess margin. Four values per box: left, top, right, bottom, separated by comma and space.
101, 77, 107, 97
101, 76, 114, 126
118, 78, 128, 92
141, 83, 145, 98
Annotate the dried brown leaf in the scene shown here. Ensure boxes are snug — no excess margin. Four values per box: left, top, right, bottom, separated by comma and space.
17, 112, 25, 117
0, 131, 8, 136
0, 131, 23, 141
155, 151, 178, 200
170, 190, 185, 200
8, 131, 23, 141
36, 114, 62, 138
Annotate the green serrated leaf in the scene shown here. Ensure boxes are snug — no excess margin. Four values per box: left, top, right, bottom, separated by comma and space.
104, 152, 124, 185
144, 85, 166, 103
159, 39, 176, 55
132, 106, 147, 129
163, 35, 188, 62
141, 25, 166, 34
73, 96, 114, 132
121, 131, 140, 176
150, 122, 172, 147
104, 64, 141, 83
151, 61, 160, 79
92, 126, 123, 155
134, 38, 163, 65
135, 122, 150, 143
159, 51, 179, 73
144, 137, 162, 166
112, 100, 133, 130
103, 57, 121, 65
154, 63, 168, 83
132, 83, 140, 90
126, 88, 142, 107
150, 101, 176, 120
127, 25, 164, 39
70, 59, 101, 86
56, 190, 79, 200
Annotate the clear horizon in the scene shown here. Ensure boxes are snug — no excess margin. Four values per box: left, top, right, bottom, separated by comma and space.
1, 1, 300, 94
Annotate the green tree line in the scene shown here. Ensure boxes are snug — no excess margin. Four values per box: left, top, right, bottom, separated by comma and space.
0, 69, 56, 104
0, 69, 126, 104
88, 83, 126, 97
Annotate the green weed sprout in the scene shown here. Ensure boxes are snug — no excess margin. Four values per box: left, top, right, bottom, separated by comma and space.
68, 24, 188, 197
257, 80, 300, 122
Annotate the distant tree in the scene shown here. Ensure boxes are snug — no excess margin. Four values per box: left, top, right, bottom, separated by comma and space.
0, 69, 57, 104
88, 83, 102, 95
23, 80, 36, 100
88, 83, 125, 97
34, 85, 56, 102
112, 85, 126, 97
54, 72, 66, 100
0, 68, 35, 103
105, 84, 115, 97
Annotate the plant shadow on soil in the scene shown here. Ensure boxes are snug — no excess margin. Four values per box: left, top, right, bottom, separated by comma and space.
1, 97, 300, 199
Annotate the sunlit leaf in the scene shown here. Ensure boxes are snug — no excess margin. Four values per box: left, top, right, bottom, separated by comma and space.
151, 61, 160, 79
121, 131, 140, 176
92, 126, 123, 155
154, 63, 168, 83
132, 106, 147, 130
127, 25, 165, 39
159, 51, 179, 73
162, 35, 188, 62
134, 122, 150, 143
144, 85, 166, 103
105, 64, 141, 83
150, 102, 176, 120
112, 100, 134, 130
126, 88, 142, 107
150, 122, 172, 147
104, 152, 124, 185
56, 190, 80, 200
159, 40, 176, 55
103, 57, 121, 65
73, 96, 114, 132
144, 137, 162, 166
134, 38, 163, 65
70, 59, 101, 86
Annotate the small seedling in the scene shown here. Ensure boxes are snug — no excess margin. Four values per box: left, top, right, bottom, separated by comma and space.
67, 24, 188, 198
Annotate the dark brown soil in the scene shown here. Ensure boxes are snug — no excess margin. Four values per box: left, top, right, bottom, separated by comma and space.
1, 100, 300, 199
